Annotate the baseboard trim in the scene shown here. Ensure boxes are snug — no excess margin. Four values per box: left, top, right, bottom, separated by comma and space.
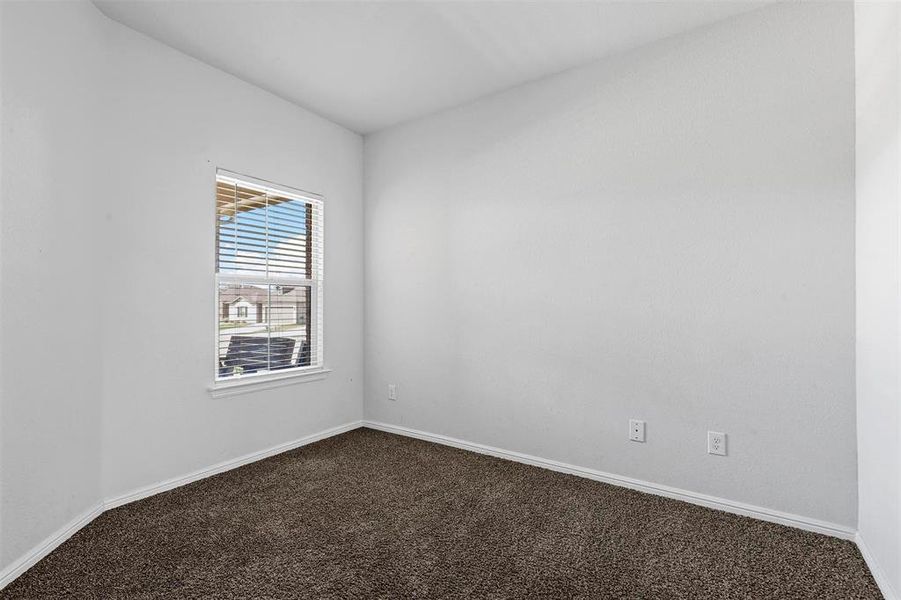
105, 420, 363, 510
856, 533, 899, 600
0, 502, 105, 591
0, 419, 363, 591
0, 418, 873, 593
362, 420, 856, 541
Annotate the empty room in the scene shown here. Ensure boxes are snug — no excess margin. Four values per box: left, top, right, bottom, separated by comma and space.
0, 0, 898, 598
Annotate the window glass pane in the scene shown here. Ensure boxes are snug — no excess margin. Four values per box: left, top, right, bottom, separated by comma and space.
217, 283, 269, 377
267, 196, 311, 278
217, 282, 312, 378
217, 184, 312, 278
215, 180, 238, 273
268, 284, 312, 368
217, 182, 269, 275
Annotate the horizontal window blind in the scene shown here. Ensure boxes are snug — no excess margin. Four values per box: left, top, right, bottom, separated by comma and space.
215, 170, 323, 380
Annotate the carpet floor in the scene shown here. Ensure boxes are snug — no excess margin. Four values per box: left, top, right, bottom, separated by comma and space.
0, 428, 882, 599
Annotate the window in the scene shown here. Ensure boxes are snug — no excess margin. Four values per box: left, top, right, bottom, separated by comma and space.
215, 170, 323, 381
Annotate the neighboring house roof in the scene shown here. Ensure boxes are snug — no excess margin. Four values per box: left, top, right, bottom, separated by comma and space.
224, 284, 298, 304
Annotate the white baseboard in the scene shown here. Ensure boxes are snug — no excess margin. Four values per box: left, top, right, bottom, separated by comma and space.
105, 420, 363, 509
0, 419, 363, 591
0, 502, 105, 591
0, 418, 877, 594
856, 533, 899, 600
362, 420, 857, 541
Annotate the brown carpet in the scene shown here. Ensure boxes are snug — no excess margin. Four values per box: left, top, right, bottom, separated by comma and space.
0, 428, 882, 599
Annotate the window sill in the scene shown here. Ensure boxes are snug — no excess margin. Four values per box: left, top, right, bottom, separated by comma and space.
209, 368, 332, 398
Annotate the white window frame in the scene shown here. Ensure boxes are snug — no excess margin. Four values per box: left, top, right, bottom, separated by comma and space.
210, 169, 328, 397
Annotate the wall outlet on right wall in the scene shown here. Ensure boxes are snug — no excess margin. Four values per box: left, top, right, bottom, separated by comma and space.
707, 431, 727, 456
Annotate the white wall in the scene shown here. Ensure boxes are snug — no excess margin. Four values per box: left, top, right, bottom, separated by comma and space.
0, 0, 874, 584
364, 2, 857, 527
0, 0, 108, 569
0, 0, 364, 574
855, 2, 901, 596
98, 12, 363, 501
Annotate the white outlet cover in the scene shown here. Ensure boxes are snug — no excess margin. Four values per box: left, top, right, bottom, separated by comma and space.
707, 431, 727, 456
387, 384, 397, 401
629, 419, 645, 443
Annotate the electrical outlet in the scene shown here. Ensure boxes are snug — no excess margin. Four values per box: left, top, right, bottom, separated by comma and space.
707, 431, 727, 456
387, 384, 397, 401
629, 419, 645, 443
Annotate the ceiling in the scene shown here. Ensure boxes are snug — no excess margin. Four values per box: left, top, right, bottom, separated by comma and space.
93, 1, 769, 134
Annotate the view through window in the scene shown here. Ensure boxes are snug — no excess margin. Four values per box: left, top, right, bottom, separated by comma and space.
215, 170, 323, 380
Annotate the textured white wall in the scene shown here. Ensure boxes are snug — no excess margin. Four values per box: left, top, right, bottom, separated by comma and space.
364, 2, 856, 526
98, 11, 364, 502
0, 0, 868, 584
0, 0, 364, 574
855, 1, 901, 596
0, 0, 107, 569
